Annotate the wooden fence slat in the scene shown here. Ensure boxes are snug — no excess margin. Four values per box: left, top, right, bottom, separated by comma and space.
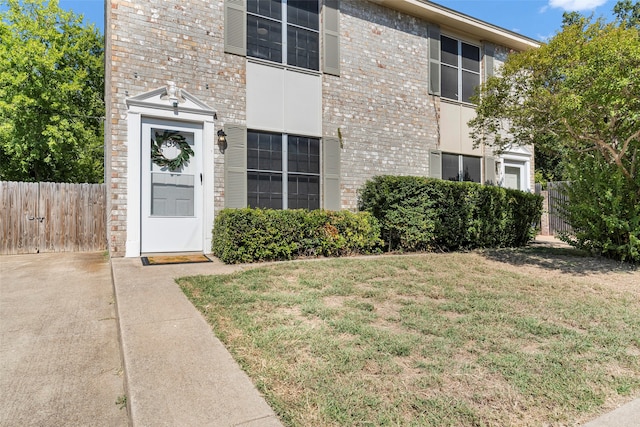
1, 181, 107, 255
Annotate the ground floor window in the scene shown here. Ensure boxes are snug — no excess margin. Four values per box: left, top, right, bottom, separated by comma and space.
247, 130, 320, 210
442, 153, 481, 183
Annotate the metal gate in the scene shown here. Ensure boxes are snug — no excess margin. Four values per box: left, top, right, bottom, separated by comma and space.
536, 181, 572, 236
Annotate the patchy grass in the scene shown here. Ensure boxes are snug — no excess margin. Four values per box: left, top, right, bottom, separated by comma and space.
179, 249, 640, 426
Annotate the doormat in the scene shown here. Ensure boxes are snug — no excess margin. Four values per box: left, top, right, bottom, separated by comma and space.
141, 254, 212, 266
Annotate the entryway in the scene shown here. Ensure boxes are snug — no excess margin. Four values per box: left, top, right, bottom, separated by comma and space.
140, 119, 203, 253
124, 85, 216, 257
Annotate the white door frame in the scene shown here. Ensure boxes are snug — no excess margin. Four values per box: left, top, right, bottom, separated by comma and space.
125, 86, 216, 257
499, 146, 532, 192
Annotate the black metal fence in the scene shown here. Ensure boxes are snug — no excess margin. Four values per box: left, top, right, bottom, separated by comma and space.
535, 181, 573, 236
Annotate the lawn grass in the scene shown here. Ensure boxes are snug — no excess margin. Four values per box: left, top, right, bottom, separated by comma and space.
179, 249, 640, 426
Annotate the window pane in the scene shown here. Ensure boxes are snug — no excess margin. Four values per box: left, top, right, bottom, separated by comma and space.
288, 136, 320, 174
248, 172, 283, 209
287, 26, 319, 70
288, 175, 319, 210
247, 0, 281, 20
441, 35, 458, 66
287, 0, 319, 30
461, 43, 480, 72
462, 70, 480, 103
462, 156, 481, 183
151, 173, 194, 216
247, 15, 282, 63
504, 166, 521, 190
442, 153, 460, 181
441, 64, 458, 100
248, 131, 282, 172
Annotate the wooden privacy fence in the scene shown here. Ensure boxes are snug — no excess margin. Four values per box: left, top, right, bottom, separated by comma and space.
535, 181, 573, 236
0, 181, 107, 254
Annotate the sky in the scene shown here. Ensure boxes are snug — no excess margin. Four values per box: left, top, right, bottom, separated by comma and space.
60, 0, 622, 42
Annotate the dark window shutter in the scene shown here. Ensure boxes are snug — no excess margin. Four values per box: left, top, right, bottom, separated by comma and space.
323, 0, 340, 76
224, 125, 247, 208
484, 156, 496, 185
323, 137, 341, 210
429, 150, 442, 179
225, 0, 246, 56
428, 24, 441, 96
483, 42, 495, 80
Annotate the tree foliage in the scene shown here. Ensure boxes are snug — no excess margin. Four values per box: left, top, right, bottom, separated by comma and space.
0, 0, 104, 182
470, 2, 640, 261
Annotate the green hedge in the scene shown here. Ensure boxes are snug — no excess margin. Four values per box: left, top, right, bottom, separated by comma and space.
212, 208, 383, 264
358, 175, 543, 252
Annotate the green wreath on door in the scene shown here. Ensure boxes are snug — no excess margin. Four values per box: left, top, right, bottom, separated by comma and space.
151, 130, 194, 170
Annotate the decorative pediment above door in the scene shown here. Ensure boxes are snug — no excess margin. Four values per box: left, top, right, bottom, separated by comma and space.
126, 84, 216, 116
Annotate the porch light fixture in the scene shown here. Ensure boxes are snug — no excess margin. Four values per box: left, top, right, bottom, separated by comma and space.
217, 129, 228, 153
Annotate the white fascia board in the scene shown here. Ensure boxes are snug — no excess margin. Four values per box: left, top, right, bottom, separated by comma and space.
368, 0, 540, 51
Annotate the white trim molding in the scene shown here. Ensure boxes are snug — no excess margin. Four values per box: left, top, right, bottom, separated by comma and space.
124, 85, 217, 257
498, 145, 532, 192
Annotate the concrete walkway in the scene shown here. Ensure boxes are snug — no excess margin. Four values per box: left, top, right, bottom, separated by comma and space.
582, 398, 640, 427
110, 256, 283, 427
0, 252, 128, 427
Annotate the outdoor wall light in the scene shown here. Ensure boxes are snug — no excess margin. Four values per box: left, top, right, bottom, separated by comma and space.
217, 129, 228, 153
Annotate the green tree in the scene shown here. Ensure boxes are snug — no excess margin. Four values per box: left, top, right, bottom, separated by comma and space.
470, 3, 640, 262
0, 0, 104, 182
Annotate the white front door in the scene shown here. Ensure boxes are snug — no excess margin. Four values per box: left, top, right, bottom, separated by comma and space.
141, 119, 203, 253
504, 166, 522, 190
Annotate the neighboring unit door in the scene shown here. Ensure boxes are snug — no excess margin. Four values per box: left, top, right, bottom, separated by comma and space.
504, 166, 521, 190
141, 119, 203, 253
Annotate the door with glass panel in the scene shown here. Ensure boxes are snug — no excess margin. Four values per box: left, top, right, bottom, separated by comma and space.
141, 119, 203, 253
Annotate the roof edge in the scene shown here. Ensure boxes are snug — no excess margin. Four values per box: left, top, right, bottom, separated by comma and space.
368, 0, 541, 50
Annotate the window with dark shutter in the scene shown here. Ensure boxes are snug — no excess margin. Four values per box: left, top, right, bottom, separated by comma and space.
246, 0, 320, 72
440, 35, 480, 103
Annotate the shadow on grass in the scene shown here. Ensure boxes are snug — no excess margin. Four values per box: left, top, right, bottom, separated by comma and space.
479, 243, 638, 276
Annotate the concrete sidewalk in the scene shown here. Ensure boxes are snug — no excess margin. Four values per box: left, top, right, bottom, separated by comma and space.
110, 256, 283, 427
0, 252, 127, 426
582, 398, 640, 427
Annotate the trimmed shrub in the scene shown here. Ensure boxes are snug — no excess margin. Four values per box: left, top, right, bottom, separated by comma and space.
560, 157, 640, 263
212, 208, 383, 264
358, 175, 542, 252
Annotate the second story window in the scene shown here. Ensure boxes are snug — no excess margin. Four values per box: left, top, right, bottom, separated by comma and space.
247, 0, 320, 71
441, 35, 480, 103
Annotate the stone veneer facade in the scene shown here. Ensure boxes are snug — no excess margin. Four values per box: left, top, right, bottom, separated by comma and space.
106, 0, 534, 256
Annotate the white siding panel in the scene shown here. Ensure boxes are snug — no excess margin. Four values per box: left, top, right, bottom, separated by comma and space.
460, 105, 478, 155
439, 101, 481, 156
246, 62, 284, 131
284, 70, 322, 136
247, 63, 321, 136
439, 101, 461, 152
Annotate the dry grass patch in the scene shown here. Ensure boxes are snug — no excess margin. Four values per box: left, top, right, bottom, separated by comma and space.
179, 247, 639, 426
